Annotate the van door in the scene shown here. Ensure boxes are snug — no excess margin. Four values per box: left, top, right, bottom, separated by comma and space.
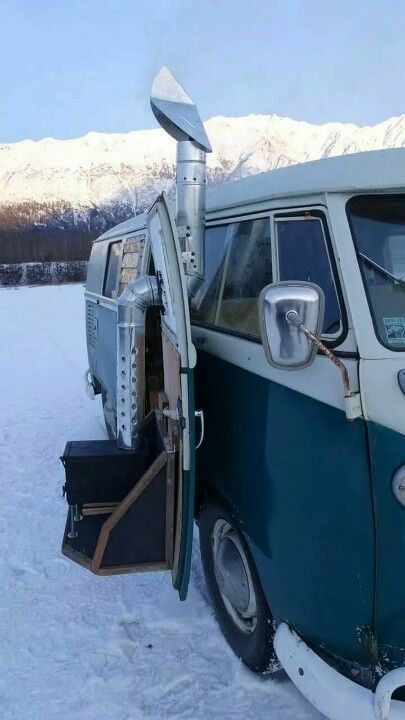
62, 194, 196, 600
147, 193, 197, 598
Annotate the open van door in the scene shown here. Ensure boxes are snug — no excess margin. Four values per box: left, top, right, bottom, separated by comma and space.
61, 194, 196, 600
147, 193, 197, 599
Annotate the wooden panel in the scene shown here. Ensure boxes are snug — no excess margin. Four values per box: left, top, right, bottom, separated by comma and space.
118, 234, 146, 295
82, 503, 118, 516
119, 268, 136, 289
96, 562, 167, 577
91, 450, 167, 573
121, 253, 139, 269
162, 332, 181, 411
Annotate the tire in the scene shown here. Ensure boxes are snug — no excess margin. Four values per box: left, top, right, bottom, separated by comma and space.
101, 389, 117, 440
199, 498, 278, 673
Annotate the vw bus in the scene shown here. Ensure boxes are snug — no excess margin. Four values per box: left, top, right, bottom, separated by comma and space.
61, 67, 405, 720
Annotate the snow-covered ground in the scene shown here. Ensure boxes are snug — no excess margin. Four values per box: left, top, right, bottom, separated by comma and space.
0, 284, 322, 720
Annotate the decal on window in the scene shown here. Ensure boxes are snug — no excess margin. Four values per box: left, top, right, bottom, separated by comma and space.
383, 317, 405, 345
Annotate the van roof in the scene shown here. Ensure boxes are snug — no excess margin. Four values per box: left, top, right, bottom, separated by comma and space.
96, 148, 405, 240
97, 212, 147, 241
207, 148, 405, 212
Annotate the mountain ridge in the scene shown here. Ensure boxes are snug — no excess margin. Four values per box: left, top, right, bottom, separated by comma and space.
0, 112, 404, 210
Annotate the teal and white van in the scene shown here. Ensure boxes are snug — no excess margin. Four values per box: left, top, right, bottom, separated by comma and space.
62, 68, 405, 719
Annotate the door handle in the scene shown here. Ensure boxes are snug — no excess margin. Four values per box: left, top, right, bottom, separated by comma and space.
195, 409, 205, 449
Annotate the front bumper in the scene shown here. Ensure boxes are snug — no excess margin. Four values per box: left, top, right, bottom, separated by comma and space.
274, 623, 405, 720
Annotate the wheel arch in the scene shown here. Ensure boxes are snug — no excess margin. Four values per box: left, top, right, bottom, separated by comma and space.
195, 482, 259, 572
195, 481, 237, 525
196, 479, 280, 621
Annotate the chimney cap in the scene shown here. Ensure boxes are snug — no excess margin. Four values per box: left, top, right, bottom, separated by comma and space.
150, 66, 212, 153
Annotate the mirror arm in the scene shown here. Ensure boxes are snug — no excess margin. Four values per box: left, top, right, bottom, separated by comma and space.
299, 325, 351, 396
286, 310, 362, 420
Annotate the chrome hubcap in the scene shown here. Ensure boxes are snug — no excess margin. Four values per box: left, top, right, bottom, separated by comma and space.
212, 519, 258, 633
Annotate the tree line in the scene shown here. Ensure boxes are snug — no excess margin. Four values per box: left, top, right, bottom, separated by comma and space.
0, 200, 134, 264
0, 227, 94, 263
0, 169, 230, 265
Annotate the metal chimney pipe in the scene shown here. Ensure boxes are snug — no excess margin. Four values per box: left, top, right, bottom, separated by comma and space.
150, 67, 212, 296
176, 140, 207, 296
116, 275, 160, 450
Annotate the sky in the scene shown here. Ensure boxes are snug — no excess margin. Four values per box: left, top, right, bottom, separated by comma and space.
0, 0, 404, 143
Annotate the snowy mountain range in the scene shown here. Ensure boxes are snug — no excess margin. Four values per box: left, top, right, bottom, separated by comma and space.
1, 112, 404, 210
0, 112, 404, 264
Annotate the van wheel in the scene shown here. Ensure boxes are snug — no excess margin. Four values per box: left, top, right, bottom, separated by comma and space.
199, 499, 278, 673
101, 390, 116, 440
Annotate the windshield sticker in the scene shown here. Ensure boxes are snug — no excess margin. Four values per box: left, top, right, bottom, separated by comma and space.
383, 317, 405, 345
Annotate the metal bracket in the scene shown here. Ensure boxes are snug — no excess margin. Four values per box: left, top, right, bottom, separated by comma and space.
177, 225, 190, 242
180, 250, 196, 275
162, 408, 186, 431
162, 408, 179, 421
162, 402, 187, 431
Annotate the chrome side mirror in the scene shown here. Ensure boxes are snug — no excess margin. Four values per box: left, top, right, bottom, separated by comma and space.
259, 281, 325, 370
259, 281, 363, 421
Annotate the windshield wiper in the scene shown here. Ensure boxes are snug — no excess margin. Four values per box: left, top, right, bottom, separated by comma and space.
358, 252, 405, 287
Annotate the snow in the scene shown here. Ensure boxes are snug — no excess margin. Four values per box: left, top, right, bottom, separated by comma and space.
0, 284, 322, 720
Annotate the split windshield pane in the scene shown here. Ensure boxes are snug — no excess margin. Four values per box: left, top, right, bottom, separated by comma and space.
348, 195, 405, 350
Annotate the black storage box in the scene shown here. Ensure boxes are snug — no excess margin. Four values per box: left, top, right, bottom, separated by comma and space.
61, 439, 147, 507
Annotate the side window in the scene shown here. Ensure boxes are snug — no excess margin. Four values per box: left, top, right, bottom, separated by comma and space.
190, 218, 273, 338
190, 225, 229, 325
118, 234, 145, 296
276, 216, 341, 336
216, 218, 272, 337
103, 241, 122, 299
86, 240, 107, 294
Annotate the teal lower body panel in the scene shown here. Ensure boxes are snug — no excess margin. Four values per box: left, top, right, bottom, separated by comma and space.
195, 351, 375, 667
368, 422, 405, 673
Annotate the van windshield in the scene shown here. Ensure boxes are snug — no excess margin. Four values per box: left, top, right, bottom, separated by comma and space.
347, 194, 405, 350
